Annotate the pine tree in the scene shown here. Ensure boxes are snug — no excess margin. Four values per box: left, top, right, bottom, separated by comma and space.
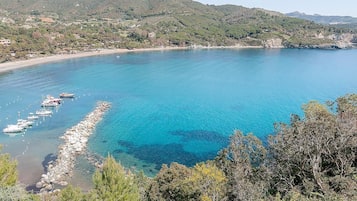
58, 185, 85, 201
0, 145, 17, 187
90, 155, 140, 201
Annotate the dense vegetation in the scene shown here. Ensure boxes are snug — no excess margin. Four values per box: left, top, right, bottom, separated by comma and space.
1, 94, 356, 200
0, 0, 356, 63
0, 145, 38, 200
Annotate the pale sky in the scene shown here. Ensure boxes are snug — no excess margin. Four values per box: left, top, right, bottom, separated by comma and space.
195, 0, 357, 17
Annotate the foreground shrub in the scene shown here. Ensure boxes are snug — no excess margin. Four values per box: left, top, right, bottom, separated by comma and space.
215, 131, 269, 201
0, 185, 39, 201
269, 94, 357, 198
89, 155, 140, 201
58, 185, 86, 201
0, 145, 17, 187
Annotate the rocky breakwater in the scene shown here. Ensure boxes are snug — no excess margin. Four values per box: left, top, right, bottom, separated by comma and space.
36, 101, 111, 192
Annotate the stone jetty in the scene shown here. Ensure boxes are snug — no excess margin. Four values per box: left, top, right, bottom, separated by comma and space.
36, 101, 111, 192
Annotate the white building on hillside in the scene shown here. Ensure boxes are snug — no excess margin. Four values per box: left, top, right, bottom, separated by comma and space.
0, 38, 11, 46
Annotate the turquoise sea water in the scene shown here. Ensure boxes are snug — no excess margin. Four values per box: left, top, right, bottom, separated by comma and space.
0, 49, 356, 185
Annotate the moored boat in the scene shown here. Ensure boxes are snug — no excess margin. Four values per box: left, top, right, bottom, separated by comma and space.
36, 109, 53, 116
59, 93, 75, 98
17, 119, 34, 128
27, 113, 39, 120
41, 99, 60, 107
45, 95, 62, 103
3, 124, 24, 133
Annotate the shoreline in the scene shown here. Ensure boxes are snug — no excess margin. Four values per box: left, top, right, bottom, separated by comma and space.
0, 47, 187, 74
0, 44, 355, 75
0, 46, 263, 74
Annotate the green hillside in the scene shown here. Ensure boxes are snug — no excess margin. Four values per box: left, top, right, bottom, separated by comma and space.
0, 0, 212, 20
0, 0, 356, 62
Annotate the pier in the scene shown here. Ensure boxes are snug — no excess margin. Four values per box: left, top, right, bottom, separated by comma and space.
36, 101, 111, 192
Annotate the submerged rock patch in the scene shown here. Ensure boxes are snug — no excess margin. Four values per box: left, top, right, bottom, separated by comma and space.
115, 141, 217, 170
170, 129, 228, 145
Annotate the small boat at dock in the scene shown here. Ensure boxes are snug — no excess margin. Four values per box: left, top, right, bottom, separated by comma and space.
17, 119, 34, 128
41, 99, 60, 107
41, 95, 61, 107
3, 124, 24, 133
36, 109, 53, 116
27, 113, 39, 120
45, 95, 62, 103
59, 93, 75, 98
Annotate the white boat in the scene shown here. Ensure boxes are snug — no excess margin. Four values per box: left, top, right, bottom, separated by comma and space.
17, 119, 34, 128
3, 124, 24, 133
27, 113, 39, 120
41, 99, 60, 107
59, 93, 75, 98
45, 95, 62, 103
36, 109, 53, 116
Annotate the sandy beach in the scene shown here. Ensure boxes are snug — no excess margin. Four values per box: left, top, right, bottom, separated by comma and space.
0, 47, 190, 74
0, 45, 264, 75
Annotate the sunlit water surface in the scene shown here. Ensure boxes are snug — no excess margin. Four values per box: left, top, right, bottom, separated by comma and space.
0, 49, 356, 187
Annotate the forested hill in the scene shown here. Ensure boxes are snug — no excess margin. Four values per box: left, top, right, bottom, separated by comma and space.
0, 0, 357, 62
0, 0, 213, 20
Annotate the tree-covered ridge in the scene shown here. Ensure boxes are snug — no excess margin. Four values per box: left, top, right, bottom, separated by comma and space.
286, 12, 357, 25
1, 94, 356, 200
0, 0, 356, 63
286, 12, 357, 31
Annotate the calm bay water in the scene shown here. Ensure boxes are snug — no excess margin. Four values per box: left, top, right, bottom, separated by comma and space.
0, 48, 356, 185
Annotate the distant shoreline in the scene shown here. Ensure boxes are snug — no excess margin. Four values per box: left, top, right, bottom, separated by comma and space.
0, 47, 184, 74
0, 46, 264, 74
5, 44, 354, 75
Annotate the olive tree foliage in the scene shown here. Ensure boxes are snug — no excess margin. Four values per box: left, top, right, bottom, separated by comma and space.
133, 171, 151, 201
146, 162, 199, 201
147, 161, 227, 201
188, 162, 227, 201
268, 94, 357, 198
215, 130, 269, 201
0, 145, 17, 187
